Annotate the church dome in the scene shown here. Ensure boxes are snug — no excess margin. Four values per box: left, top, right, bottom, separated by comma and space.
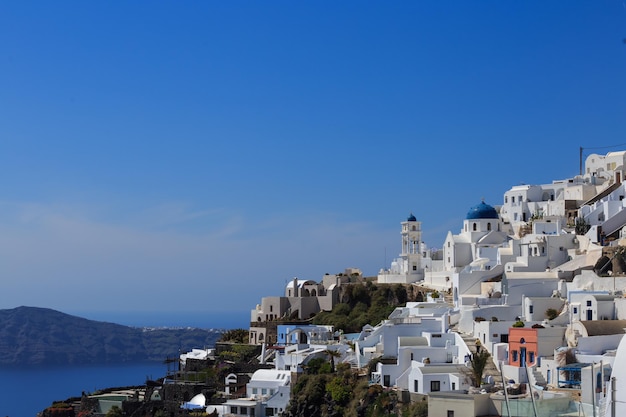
466, 201, 498, 220
407, 213, 417, 222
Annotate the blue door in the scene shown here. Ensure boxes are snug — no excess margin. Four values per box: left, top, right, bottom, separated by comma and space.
520, 347, 527, 367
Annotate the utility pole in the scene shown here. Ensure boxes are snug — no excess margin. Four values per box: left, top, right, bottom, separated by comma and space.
580, 146, 583, 176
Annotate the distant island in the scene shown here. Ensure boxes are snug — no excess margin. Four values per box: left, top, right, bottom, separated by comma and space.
0, 306, 223, 366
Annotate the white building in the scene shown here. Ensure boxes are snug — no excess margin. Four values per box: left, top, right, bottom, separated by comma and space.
408, 363, 470, 394
249, 276, 342, 345
604, 332, 626, 416
585, 151, 626, 185
221, 369, 291, 417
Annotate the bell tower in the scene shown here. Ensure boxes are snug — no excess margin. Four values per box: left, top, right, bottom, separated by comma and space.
401, 213, 422, 277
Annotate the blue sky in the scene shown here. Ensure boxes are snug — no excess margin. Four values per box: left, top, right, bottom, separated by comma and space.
1, 2, 625, 325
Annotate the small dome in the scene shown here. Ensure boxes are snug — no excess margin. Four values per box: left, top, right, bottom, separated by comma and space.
407, 213, 417, 222
466, 202, 498, 220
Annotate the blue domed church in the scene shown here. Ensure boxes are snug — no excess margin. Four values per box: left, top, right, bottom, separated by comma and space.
443, 200, 506, 272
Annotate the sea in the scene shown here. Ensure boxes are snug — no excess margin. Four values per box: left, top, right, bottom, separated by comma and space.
0, 362, 168, 417
0, 310, 250, 417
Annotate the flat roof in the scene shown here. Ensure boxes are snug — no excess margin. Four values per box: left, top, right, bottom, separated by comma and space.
419, 365, 466, 374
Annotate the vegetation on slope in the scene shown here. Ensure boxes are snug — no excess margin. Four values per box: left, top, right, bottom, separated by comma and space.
284, 362, 428, 417
286, 282, 432, 417
312, 282, 416, 333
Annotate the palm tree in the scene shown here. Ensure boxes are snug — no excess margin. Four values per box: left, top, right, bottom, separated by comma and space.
469, 349, 490, 388
323, 349, 342, 372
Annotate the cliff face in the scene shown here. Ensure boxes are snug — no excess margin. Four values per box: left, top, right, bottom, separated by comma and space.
0, 306, 222, 366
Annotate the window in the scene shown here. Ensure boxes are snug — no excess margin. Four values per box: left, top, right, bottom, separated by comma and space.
587, 300, 592, 307
597, 372, 603, 392
231, 407, 238, 414
487, 222, 492, 231
250, 408, 255, 417
431, 380, 441, 392
252, 388, 258, 395
447, 411, 454, 417
529, 305, 534, 314
473, 223, 477, 231
270, 305, 273, 312
262, 388, 267, 395
529, 352, 535, 363
452, 382, 456, 390
384, 375, 390, 386
512, 196, 515, 203
414, 380, 419, 392
413, 265, 417, 271
573, 307, 578, 314
267, 408, 275, 416
512, 350, 518, 362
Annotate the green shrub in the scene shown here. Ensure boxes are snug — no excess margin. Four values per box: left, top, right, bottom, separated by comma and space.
546, 308, 559, 320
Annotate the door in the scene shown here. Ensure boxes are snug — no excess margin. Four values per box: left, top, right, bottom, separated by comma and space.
587, 309, 593, 320
520, 347, 527, 367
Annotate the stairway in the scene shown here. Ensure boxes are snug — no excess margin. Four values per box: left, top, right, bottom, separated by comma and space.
460, 333, 503, 386
529, 365, 547, 388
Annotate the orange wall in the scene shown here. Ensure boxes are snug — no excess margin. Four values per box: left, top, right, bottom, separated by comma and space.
508, 328, 538, 367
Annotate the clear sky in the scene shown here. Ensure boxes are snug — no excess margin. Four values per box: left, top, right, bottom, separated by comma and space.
1, 2, 625, 324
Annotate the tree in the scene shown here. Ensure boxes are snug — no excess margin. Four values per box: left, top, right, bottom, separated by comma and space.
545, 308, 559, 320
219, 328, 249, 344
575, 217, 590, 235
323, 349, 341, 373
469, 349, 491, 387
105, 406, 123, 417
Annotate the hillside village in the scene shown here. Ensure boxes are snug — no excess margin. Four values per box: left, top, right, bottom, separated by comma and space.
64, 150, 626, 416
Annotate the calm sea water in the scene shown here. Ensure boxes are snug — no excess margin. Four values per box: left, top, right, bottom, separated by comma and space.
0, 310, 250, 417
0, 362, 168, 417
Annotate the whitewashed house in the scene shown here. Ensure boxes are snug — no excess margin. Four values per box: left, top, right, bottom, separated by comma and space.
221, 369, 291, 417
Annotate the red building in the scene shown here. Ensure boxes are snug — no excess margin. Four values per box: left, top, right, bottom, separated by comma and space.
508, 326, 566, 367
509, 328, 538, 367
